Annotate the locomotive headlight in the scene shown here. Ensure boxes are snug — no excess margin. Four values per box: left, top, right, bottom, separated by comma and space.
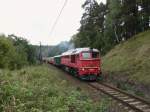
82, 68, 85, 71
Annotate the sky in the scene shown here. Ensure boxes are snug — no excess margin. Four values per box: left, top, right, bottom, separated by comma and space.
0, 0, 106, 45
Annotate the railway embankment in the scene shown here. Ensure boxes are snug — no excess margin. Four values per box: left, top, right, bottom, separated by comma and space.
102, 30, 150, 101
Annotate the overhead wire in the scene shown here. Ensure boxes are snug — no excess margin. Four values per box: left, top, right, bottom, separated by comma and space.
50, 0, 68, 36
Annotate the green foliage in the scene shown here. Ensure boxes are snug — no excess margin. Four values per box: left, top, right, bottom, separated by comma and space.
0, 35, 16, 69
104, 0, 122, 51
0, 65, 110, 112
9, 34, 36, 65
71, 1, 106, 54
0, 34, 36, 70
102, 30, 150, 84
71, 0, 150, 55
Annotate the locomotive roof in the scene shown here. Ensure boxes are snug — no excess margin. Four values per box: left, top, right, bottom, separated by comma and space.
54, 55, 61, 58
61, 48, 99, 56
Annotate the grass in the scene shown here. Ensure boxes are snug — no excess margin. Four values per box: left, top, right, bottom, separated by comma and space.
0, 64, 110, 112
102, 30, 150, 84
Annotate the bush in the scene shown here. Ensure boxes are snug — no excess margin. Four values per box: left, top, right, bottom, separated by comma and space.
0, 65, 110, 112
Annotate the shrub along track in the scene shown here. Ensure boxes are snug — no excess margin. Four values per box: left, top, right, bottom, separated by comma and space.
88, 82, 150, 112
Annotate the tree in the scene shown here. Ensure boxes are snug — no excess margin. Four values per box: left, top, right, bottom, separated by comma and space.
104, 0, 122, 52
137, 0, 150, 31
72, 0, 107, 54
0, 34, 37, 70
9, 34, 36, 65
0, 35, 15, 68
71, 0, 150, 55
122, 0, 139, 39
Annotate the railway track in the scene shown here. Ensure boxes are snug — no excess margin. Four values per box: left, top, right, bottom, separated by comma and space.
88, 82, 150, 112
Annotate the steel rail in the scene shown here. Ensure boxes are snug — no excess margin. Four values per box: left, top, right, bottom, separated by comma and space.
100, 82, 150, 106
88, 82, 150, 112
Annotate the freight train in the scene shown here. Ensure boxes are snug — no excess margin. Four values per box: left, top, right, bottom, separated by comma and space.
43, 48, 102, 80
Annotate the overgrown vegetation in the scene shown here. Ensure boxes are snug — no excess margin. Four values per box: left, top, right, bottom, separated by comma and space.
71, 0, 150, 55
0, 65, 110, 112
0, 34, 36, 70
102, 30, 150, 84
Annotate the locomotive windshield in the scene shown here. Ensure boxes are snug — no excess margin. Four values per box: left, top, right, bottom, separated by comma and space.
82, 52, 99, 59
82, 52, 91, 59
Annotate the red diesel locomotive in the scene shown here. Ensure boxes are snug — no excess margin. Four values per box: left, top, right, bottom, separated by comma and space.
47, 48, 101, 80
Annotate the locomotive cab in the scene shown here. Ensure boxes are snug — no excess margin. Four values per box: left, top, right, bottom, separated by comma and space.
78, 50, 101, 80
61, 48, 101, 80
